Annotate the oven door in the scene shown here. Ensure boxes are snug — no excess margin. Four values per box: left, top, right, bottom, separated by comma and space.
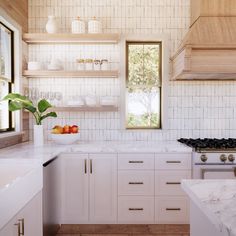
193, 165, 236, 179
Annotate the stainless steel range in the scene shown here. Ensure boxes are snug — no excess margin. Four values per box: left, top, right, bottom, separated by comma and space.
178, 138, 236, 179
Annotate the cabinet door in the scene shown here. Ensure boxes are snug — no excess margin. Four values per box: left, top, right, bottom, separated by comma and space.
89, 154, 117, 223
61, 154, 89, 223
17, 191, 43, 236
0, 216, 18, 236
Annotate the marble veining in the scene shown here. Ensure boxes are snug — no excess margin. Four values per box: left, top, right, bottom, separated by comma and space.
182, 180, 236, 236
0, 141, 192, 164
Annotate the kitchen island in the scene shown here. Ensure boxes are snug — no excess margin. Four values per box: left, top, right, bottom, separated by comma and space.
182, 179, 236, 236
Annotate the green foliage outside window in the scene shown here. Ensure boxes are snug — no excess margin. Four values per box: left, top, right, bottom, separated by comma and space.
126, 42, 161, 129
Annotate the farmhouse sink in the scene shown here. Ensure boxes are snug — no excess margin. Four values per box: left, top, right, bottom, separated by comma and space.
0, 159, 42, 230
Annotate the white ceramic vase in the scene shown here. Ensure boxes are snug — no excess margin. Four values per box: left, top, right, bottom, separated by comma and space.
46, 16, 58, 34
34, 125, 44, 146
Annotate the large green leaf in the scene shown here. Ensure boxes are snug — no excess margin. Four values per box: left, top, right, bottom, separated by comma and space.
24, 104, 37, 113
9, 101, 23, 111
38, 99, 52, 113
40, 112, 57, 122
2, 93, 33, 107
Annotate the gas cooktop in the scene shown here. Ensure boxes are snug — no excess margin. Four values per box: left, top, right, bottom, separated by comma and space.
178, 138, 236, 151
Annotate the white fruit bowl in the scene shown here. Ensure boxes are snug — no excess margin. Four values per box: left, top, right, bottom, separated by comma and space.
51, 133, 80, 145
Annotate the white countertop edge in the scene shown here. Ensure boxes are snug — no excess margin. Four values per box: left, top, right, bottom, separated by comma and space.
181, 180, 227, 234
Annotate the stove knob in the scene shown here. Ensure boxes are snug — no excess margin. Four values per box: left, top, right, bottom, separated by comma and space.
200, 154, 207, 162
220, 154, 227, 162
228, 154, 235, 162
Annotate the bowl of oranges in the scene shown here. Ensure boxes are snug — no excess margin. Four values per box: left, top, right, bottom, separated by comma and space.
51, 125, 80, 144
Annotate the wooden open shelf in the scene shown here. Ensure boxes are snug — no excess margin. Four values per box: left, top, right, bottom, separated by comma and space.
23, 33, 120, 44
52, 106, 118, 112
23, 70, 119, 78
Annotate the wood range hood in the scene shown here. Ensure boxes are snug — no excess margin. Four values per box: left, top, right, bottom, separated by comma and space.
171, 0, 236, 80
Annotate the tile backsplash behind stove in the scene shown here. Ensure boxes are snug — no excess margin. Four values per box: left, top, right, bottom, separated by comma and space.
28, 0, 236, 141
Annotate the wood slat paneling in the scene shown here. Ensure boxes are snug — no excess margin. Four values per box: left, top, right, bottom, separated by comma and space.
191, 0, 236, 26
0, 0, 28, 33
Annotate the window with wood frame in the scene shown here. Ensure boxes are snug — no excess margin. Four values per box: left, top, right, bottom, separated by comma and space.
0, 22, 14, 132
126, 41, 162, 129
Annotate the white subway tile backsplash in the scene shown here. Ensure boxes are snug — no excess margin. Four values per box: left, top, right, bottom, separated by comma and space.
28, 0, 236, 141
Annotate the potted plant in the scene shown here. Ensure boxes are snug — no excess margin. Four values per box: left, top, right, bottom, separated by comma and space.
2, 93, 57, 146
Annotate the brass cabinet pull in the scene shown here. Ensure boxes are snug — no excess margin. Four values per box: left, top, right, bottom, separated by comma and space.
14, 222, 21, 236
129, 208, 143, 211
18, 219, 24, 235
90, 159, 92, 174
166, 161, 181, 164
166, 208, 181, 211
129, 182, 144, 185
84, 159, 87, 174
166, 182, 181, 185
129, 160, 143, 163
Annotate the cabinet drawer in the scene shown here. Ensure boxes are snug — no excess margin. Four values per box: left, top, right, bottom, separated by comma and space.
155, 197, 189, 224
118, 154, 154, 170
118, 196, 154, 223
155, 170, 191, 196
155, 154, 191, 170
118, 171, 154, 195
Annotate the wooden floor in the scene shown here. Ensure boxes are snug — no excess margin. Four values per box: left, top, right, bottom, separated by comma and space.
56, 224, 190, 236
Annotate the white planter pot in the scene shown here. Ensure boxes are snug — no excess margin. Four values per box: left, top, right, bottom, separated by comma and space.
46, 16, 58, 34
34, 125, 44, 146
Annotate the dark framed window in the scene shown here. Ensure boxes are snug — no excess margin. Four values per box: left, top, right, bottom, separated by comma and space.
126, 41, 162, 129
0, 22, 14, 132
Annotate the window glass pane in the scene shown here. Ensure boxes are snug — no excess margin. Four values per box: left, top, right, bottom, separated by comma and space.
0, 22, 14, 132
0, 80, 10, 130
0, 23, 12, 81
126, 42, 161, 129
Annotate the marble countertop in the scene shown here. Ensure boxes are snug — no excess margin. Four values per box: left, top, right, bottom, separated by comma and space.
0, 141, 192, 164
182, 179, 236, 236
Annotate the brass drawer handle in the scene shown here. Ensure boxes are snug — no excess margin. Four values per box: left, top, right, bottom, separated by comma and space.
84, 159, 87, 174
129, 161, 144, 163
18, 219, 24, 235
90, 159, 92, 174
166, 161, 181, 164
166, 208, 181, 211
166, 182, 181, 185
129, 182, 144, 185
129, 208, 143, 211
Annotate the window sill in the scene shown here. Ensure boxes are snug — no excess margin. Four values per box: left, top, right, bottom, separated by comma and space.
0, 131, 25, 139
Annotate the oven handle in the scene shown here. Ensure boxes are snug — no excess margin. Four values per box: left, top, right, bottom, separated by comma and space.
200, 167, 236, 179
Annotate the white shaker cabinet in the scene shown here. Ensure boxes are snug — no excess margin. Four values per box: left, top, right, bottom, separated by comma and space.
60, 153, 117, 224
89, 154, 117, 223
0, 191, 43, 236
61, 153, 89, 223
0, 216, 18, 236
117, 153, 155, 223
155, 153, 192, 224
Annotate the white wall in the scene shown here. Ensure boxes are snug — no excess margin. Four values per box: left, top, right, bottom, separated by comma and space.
28, 0, 236, 141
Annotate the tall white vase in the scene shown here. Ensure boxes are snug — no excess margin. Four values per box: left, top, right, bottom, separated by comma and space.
46, 16, 58, 34
34, 125, 44, 146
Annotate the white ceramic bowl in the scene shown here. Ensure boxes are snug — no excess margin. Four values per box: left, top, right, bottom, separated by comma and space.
51, 133, 80, 145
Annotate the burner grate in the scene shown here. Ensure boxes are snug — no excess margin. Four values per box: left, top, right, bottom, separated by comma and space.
178, 138, 236, 150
